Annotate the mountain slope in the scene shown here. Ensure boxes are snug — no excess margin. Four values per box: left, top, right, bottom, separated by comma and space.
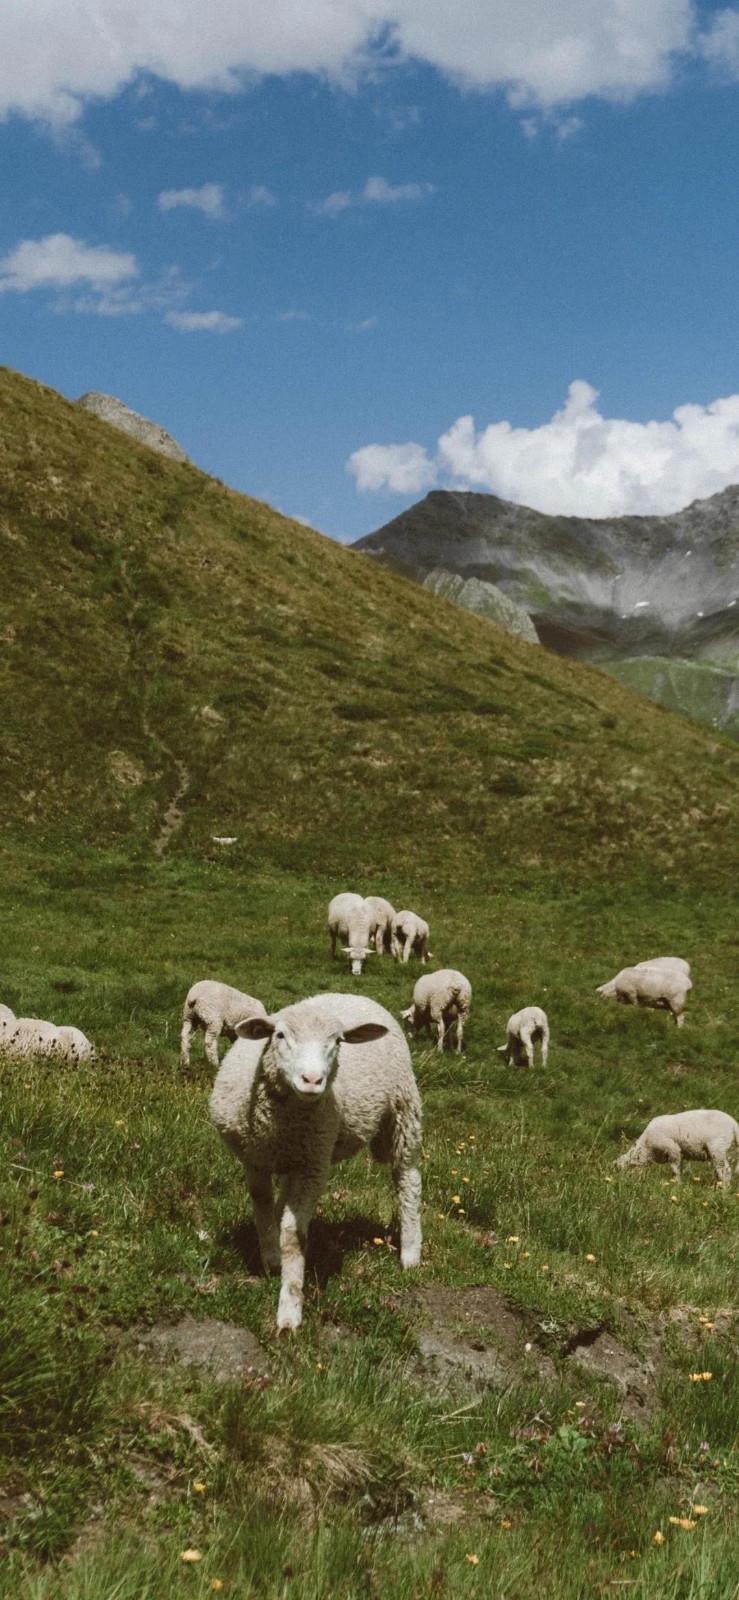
355, 487, 739, 733
1, 367, 736, 884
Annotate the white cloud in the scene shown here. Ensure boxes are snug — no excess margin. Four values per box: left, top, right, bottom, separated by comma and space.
700, 7, 739, 74
276, 309, 310, 321
158, 182, 226, 218
362, 175, 434, 203
0, 2, 698, 124
347, 381, 739, 515
246, 184, 277, 208
347, 440, 439, 495
0, 233, 137, 292
165, 309, 242, 332
314, 174, 433, 215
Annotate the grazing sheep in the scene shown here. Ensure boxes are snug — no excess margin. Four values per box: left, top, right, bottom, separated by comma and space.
327, 893, 375, 976
181, 981, 267, 1069
0, 1004, 16, 1045
615, 1109, 739, 1188
210, 992, 423, 1332
635, 956, 691, 978
56, 1025, 95, 1062
391, 909, 431, 965
364, 895, 397, 955
596, 965, 691, 1027
497, 1005, 550, 1069
401, 969, 472, 1053
5, 1018, 60, 1057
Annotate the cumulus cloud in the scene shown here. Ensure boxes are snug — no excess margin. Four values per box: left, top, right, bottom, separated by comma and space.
348, 440, 439, 495
347, 381, 739, 516
313, 174, 434, 214
0, 233, 137, 292
165, 308, 242, 332
0, 1, 698, 124
700, 7, 739, 74
158, 182, 226, 218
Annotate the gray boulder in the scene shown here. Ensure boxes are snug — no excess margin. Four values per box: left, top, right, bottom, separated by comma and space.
422, 567, 539, 644
77, 392, 187, 463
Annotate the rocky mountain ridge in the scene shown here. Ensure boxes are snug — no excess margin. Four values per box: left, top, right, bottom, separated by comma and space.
355, 487, 739, 735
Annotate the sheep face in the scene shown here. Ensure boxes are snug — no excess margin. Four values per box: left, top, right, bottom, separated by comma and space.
235, 1013, 388, 1100
615, 1144, 646, 1170
341, 945, 374, 977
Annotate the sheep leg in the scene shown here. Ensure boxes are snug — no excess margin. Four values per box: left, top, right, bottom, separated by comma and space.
436, 1016, 446, 1053
402, 937, 412, 964
419, 938, 428, 965
524, 1035, 534, 1069
275, 1173, 326, 1332
180, 1017, 193, 1066
668, 1152, 682, 1181
204, 1026, 221, 1070
541, 1030, 549, 1068
393, 1159, 422, 1269
455, 1016, 464, 1054
330, 928, 337, 959
713, 1157, 731, 1189
246, 1165, 281, 1274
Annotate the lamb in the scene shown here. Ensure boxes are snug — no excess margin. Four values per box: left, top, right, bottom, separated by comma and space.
209, 992, 422, 1332
5, 1018, 60, 1057
615, 1109, 739, 1188
181, 980, 267, 1069
327, 893, 375, 976
596, 965, 691, 1026
497, 1005, 550, 1069
635, 956, 691, 978
391, 909, 431, 964
0, 1004, 16, 1046
56, 1025, 95, 1062
401, 969, 471, 1053
363, 896, 397, 955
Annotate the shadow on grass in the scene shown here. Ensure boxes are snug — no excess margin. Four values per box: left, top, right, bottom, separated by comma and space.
226, 1213, 388, 1286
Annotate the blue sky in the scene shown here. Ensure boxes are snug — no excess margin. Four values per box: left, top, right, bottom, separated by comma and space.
1, 2, 739, 540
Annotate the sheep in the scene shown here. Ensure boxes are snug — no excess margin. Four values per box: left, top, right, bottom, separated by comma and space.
0, 1004, 16, 1046
181, 980, 267, 1069
327, 893, 375, 976
364, 896, 397, 955
56, 1025, 95, 1062
5, 1018, 60, 1057
635, 956, 691, 978
615, 1109, 739, 1188
391, 909, 431, 964
596, 965, 691, 1027
497, 1005, 550, 1069
401, 969, 471, 1053
209, 992, 422, 1332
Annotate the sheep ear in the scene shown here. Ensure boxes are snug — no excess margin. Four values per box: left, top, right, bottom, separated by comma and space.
341, 1022, 388, 1045
234, 1016, 275, 1040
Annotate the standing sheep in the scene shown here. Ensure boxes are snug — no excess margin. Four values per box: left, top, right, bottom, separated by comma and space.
364, 896, 397, 955
401, 969, 471, 1053
635, 956, 691, 978
0, 1004, 16, 1046
615, 1109, 739, 1188
210, 992, 422, 1332
596, 965, 691, 1026
181, 981, 267, 1069
327, 893, 375, 976
497, 1006, 550, 1069
392, 910, 431, 964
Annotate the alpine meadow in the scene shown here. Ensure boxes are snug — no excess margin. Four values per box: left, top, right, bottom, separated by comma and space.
1, 366, 738, 1599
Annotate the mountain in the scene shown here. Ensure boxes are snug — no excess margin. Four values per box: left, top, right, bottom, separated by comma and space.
1, 365, 736, 884
355, 488, 739, 736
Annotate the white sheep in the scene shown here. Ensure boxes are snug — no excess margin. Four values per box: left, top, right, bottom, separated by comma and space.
401, 969, 471, 1053
327, 893, 375, 976
181, 980, 267, 1069
391, 909, 431, 964
635, 956, 691, 978
5, 1018, 60, 1057
0, 1004, 16, 1046
363, 895, 397, 955
615, 1109, 739, 1188
596, 965, 691, 1026
497, 1005, 550, 1069
210, 992, 422, 1332
56, 1026, 96, 1062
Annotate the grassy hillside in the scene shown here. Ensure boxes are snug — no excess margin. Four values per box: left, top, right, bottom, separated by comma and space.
1, 367, 738, 1598
606, 656, 739, 742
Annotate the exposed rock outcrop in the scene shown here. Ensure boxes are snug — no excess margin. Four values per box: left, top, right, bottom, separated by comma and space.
76, 392, 188, 462
422, 568, 539, 644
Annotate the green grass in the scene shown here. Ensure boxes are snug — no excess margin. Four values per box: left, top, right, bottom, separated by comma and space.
0, 368, 738, 1596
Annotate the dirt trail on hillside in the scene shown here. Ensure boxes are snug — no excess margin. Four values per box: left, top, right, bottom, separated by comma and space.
153, 757, 190, 857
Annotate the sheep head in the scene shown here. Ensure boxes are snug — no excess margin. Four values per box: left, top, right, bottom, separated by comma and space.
235, 1008, 388, 1100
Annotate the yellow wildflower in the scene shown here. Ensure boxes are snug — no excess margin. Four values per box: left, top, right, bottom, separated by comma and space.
451, 1195, 461, 1204
52, 1169, 64, 1180
192, 1481, 207, 1493
691, 1505, 709, 1516
652, 1531, 665, 1546
466, 1553, 479, 1565
180, 1549, 202, 1562
668, 1517, 697, 1530
585, 1253, 596, 1262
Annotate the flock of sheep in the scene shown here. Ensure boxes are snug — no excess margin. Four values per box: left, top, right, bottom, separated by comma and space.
2, 893, 736, 1334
